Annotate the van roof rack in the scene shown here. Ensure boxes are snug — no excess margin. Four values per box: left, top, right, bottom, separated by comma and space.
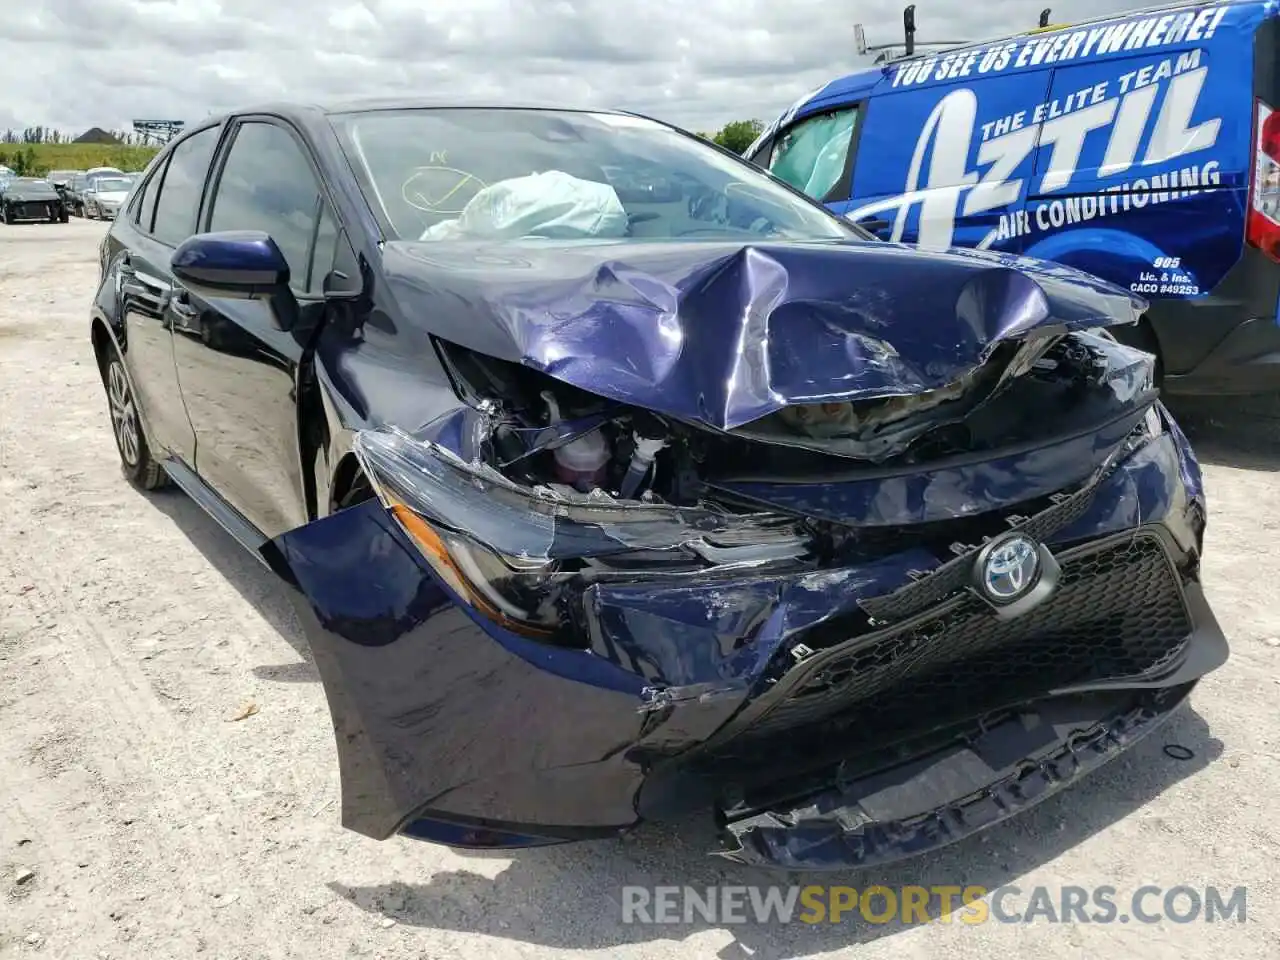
855, 2, 1209, 68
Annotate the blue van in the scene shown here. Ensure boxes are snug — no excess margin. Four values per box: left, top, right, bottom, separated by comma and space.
746, 1, 1280, 401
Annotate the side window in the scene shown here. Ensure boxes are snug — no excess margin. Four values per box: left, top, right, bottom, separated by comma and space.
208, 122, 322, 295
151, 127, 220, 246
132, 159, 166, 230
768, 108, 860, 202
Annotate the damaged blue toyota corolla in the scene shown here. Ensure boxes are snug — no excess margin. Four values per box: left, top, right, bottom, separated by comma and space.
89, 101, 1227, 870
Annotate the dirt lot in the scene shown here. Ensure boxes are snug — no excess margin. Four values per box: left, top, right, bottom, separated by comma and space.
1, 220, 1278, 960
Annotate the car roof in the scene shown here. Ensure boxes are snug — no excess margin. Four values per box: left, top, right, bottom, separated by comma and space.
193, 98, 639, 132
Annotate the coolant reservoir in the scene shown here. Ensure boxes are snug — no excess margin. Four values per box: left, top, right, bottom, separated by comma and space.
552, 431, 610, 491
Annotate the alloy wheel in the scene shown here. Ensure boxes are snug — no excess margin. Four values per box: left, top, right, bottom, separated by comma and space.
107, 360, 139, 466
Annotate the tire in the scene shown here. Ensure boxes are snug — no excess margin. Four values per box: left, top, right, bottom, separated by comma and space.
2, 205, 11, 225
58, 209, 68, 224
103, 348, 167, 490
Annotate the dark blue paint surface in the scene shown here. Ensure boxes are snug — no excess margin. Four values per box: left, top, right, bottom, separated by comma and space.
268, 407, 1210, 847
381, 238, 1142, 430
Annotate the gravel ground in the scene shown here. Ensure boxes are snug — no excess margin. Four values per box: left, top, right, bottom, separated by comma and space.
1, 220, 1278, 960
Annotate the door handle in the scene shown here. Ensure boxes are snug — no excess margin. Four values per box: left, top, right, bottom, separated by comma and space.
117, 262, 149, 299
169, 292, 199, 320
855, 217, 890, 231
170, 293, 197, 316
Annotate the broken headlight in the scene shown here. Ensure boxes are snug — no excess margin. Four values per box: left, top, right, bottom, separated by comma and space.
353, 426, 810, 641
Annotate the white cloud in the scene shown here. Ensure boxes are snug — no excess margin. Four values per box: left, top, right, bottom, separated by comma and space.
1, 0, 1143, 138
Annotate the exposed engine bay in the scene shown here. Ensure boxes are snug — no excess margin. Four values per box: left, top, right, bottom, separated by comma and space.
434, 327, 1151, 512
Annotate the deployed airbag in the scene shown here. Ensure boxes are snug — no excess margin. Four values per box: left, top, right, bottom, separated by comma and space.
421, 170, 629, 241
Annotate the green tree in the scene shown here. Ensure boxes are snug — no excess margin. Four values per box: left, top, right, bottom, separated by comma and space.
9, 146, 38, 175
712, 119, 764, 155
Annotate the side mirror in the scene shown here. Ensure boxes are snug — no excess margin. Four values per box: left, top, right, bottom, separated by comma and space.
171, 230, 298, 331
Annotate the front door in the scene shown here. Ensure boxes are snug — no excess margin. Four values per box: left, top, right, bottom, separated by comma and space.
170, 118, 337, 539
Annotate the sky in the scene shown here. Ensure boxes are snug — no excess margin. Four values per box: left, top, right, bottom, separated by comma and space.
1, 0, 1156, 138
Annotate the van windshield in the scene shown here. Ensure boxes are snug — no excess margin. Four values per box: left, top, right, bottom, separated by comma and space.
769, 108, 860, 201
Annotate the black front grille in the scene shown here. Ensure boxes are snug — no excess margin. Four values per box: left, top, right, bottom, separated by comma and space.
738, 531, 1191, 745
858, 477, 1098, 624
12, 202, 55, 220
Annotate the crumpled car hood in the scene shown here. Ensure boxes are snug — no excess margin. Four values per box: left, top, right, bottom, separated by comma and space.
382, 239, 1144, 431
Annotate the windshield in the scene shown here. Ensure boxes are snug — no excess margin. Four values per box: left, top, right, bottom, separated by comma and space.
331, 108, 856, 243
91, 178, 131, 193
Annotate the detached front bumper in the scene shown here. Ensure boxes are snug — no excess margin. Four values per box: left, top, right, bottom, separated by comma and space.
717, 680, 1199, 869
264, 423, 1226, 867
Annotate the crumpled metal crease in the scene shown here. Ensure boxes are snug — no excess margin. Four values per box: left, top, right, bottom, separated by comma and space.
382, 239, 1144, 431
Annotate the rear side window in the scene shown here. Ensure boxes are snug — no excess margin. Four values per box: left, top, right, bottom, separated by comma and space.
131, 159, 166, 230
207, 122, 323, 294
769, 108, 860, 201
151, 127, 220, 246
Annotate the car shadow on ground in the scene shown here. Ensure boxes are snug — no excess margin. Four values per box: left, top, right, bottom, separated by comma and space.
1178, 422, 1280, 472
142, 489, 320, 683
1168, 403, 1280, 472
141, 472, 1225, 958
325, 708, 1218, 958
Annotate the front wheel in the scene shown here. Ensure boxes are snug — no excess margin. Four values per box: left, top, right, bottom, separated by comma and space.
2, 205, 12, 225
103, 350, 167, 490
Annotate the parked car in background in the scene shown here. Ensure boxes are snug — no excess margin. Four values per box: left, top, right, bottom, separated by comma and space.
1, 176, 68, 224
60, 170, 129, 218
64, 174, 92, 217
84, 175, 134, 220
87, 100, 1226, 869
45, 170, 78, 215
46, 169, 80, 189
747, 1, 1280, 405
